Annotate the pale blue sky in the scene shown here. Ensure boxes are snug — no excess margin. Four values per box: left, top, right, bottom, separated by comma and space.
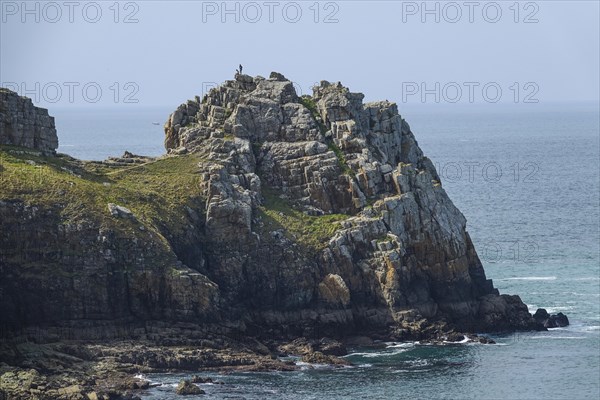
1, 0, 599, 107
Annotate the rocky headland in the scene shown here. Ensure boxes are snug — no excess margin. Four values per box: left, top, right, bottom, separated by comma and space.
0, 75, 565, 399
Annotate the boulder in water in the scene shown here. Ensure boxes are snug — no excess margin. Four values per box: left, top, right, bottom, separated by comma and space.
533, 308, 570, 328
176, 379, 205, 395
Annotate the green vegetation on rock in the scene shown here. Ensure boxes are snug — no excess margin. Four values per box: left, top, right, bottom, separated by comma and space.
0, 145, 206, 236
327, 141, 353, 176
300, 95, 326, 135
258, 186, 347, 252
299, 95, 353, 175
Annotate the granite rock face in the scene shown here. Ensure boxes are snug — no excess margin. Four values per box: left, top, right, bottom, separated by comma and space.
0, 73, 540, 344
0, 88, 58, 154
161, 72, 539, 335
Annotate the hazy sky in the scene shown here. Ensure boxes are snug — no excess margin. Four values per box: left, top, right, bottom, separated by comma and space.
1, 0, 599, 108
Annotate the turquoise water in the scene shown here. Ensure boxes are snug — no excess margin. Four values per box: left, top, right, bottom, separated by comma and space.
54, 104, 599, 399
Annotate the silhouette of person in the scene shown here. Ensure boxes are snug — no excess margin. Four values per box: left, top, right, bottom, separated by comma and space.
239, 64, 243, 74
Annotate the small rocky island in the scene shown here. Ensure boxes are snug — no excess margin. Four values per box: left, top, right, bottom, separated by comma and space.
0, 74, 567, 399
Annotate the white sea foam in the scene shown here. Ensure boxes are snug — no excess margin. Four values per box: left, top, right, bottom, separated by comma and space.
581, 325, 600, 332
529, 336, 586, 340
526, 304, 538, 313
544, 306, 574, 313
547, 326, 570, 331
133, 374, 162, 386
443, 336, 470, 344
295, 361, 331, 370
405, 359, 430, 367
527, 304, 575, 314
392, 368, 431, 374
346, 348, 408, 358
384, 342, 416, 349
501, 276, 557, 281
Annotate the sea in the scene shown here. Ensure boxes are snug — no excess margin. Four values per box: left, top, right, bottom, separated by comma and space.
52, 103, 600, 399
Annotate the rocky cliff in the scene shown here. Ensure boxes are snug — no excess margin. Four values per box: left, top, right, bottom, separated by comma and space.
161, 72, 537, 335
0, 88, 58, 154
0, 73, 538, 344
0, 74, 550, 398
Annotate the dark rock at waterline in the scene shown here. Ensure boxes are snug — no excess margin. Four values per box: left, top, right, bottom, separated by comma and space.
533, 308, 570, 328
300, 351, 351, 366
445, 332, 465, 342
477, 336, 496, 344
551, 313, 570, 327
277, 337, 348, 357
191, 375, 224, 385
318, 337, 348, 356
533, 308, 550, 321
176, 379, 205, 395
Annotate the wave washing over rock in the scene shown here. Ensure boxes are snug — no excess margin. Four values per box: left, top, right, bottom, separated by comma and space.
0, 73, 564, 399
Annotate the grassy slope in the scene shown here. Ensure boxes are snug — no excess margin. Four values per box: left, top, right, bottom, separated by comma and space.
1, 145, 347, 253
0, 146, 205, 237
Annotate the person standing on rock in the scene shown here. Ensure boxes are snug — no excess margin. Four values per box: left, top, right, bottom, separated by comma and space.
239, 64, 243, 74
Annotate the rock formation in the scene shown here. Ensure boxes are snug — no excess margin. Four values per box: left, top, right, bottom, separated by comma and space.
1, 72, 540, 342
0, 88, 58, 154
0, 72, 553, 398
176, 379, 205, 395
161, 72, 539, 335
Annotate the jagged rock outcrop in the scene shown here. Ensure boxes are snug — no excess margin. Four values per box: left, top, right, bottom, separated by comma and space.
160, 72, 539, 335
0, 88, 58, 154
0, 73, 541, 346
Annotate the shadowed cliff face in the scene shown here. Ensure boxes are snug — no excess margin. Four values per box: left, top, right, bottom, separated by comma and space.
0, 74, 538, 340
